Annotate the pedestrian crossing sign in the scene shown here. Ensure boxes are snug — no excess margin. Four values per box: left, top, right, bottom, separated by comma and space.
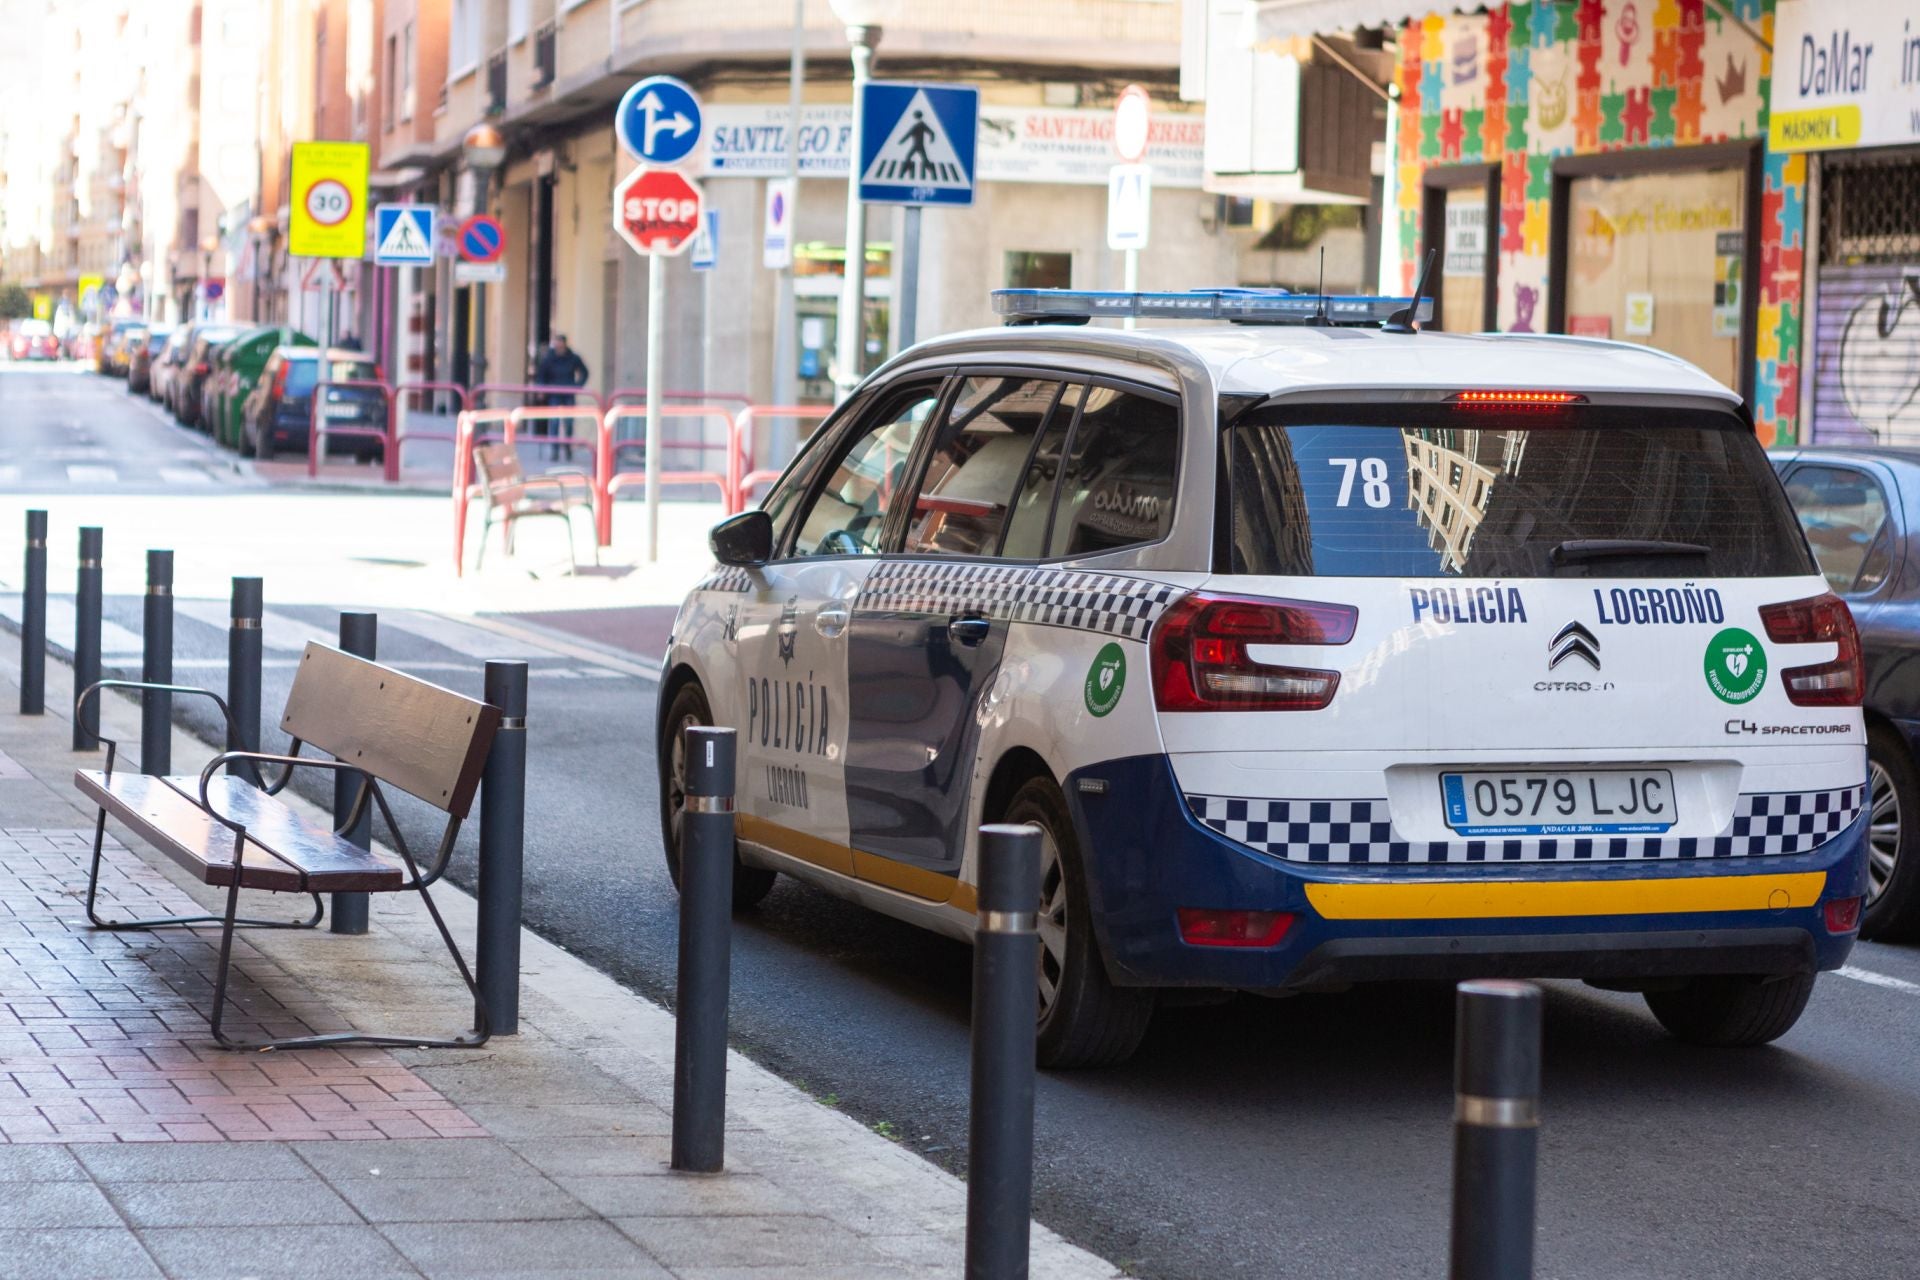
374, 204, 436, 266
858, 82, 978, 208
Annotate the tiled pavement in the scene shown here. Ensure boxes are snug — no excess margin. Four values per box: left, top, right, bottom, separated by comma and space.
0, 827, 484, 1145
0, 637, 1119, 1278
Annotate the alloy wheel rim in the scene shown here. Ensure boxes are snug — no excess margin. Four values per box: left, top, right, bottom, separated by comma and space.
667, 712, 696, 855
1036, 826, 1067, 1024
1868, 758, 1900, 903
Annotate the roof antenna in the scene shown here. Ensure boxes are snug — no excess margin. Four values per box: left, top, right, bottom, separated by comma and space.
1384, 249, 1437, 333
1313, 246, 1330, 326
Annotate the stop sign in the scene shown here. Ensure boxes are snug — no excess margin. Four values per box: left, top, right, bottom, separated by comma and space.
614, 166, 704, 256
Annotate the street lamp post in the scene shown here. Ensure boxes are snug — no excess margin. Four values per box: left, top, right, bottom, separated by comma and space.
462, 124, 507, 390
827, 0, 900, 404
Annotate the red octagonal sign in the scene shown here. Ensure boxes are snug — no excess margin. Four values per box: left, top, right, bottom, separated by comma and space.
614, 166, 704, 257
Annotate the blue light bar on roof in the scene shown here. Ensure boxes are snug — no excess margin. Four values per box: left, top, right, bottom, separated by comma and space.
991, 288, 1435, 328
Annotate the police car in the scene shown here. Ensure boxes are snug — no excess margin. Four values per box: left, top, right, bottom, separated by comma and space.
657, 287, 1868, 1068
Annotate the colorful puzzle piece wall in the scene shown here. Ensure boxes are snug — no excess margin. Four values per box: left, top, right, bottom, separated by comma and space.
1394, 0, 1800, 443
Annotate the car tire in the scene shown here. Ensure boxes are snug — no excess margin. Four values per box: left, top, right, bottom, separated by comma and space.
1863, 724, 1920, 941
1643, 972, 1817, 1046
1007, 775, 1155, 1070
657, 680, 777, 910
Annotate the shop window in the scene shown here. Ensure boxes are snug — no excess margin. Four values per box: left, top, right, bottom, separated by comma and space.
1562, 164, 1747, 391
1005, 251, 1072, 290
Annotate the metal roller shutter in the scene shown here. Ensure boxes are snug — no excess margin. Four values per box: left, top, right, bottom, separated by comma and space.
1810, 152, 1920, 446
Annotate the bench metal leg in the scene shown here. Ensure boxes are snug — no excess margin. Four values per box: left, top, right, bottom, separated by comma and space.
84, 804, 323, 933
206, 875, 490, 1053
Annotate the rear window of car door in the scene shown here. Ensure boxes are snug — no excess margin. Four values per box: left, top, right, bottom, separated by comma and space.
1782, 464, 1895, 594
1044, 385, 1180, 558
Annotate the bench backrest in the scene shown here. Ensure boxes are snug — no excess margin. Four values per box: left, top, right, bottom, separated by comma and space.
474, 443, 527, 503
281, 643, 501, 818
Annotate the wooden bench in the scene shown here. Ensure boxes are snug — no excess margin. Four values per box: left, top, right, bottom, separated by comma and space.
472, 441, 598, 573
75, 642, 502, 1051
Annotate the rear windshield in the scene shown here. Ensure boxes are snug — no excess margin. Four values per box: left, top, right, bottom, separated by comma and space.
1223, 405, 1813, 578
284, 359, 379, 394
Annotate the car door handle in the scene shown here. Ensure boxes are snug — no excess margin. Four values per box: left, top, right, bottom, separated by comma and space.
815, 605, 850, 638
948, 615, 991, 646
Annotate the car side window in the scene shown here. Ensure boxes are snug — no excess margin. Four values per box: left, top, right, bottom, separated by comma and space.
1783, 465, 1892, 594
1045, 386, 1179, 558
759, 420, 839, 546
788, 384, 943, 558
998, 383, 1084, 559
904, 376, 1066, 557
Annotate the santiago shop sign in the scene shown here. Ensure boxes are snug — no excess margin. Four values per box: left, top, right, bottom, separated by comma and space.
699, 103, 1204, 187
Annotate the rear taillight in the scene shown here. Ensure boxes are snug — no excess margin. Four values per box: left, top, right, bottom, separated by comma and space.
192, 361, 209, 376
1758, 592, 1863, 707
1177, 908, 1295, 948
1150, 592, 1354, 712
271, 363, 288, 397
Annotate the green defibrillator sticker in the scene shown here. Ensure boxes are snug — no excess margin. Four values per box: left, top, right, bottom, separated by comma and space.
1085, 643, 1126, 717
1703, 627, 1767, 704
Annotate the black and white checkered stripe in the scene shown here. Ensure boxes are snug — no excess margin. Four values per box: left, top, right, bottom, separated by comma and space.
1185, 785, 1868, 865
695, 566, 754, 594
854, 561, 1178, 640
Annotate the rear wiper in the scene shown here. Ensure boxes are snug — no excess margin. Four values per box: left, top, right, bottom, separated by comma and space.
1550, 539, 1712, 565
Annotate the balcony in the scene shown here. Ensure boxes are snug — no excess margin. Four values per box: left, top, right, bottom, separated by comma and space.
486, 50, 507, 117
533, 22, 556, 90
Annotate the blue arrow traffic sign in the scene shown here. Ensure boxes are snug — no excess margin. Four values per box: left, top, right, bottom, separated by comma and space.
617, 76, 703, 166
373, 204, 436, 266
858, 82, 979, 207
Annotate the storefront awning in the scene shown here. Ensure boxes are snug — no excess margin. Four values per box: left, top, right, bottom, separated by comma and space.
1251, 0, 1438, 44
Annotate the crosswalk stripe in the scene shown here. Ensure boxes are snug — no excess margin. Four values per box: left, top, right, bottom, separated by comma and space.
0, 594, 146, 656
381, 609, 580, 664
65, 465, 118, 485
0, 466, 20, 485
158, 466, 214, 486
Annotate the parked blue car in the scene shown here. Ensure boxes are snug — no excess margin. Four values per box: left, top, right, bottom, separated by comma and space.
1773, 446, 1920, 939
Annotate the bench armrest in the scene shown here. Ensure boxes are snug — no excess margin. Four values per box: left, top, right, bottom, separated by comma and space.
77, 680, 247, 777
520, 470, 593, 496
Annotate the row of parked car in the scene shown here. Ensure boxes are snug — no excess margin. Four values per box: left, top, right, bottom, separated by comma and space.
105, 319, 385, 462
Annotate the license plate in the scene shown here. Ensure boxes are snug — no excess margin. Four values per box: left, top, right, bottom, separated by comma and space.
1440, 770, 1676, 836
322, 404, 362, 419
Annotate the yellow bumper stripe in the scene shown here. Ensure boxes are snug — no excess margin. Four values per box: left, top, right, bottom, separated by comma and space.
1305, 871, 1828, 921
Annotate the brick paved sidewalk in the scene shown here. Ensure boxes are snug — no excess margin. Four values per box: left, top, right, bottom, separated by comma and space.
0, 632, 1119, 1279
0, 827, 483, 1145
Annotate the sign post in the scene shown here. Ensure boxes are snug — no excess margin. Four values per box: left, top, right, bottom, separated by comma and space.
290, 142, 370, 360
1109, 87, 1152, 330
857, 81, 980, 355
615, 76, 706, 563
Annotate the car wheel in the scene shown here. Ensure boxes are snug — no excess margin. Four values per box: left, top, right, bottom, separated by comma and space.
1643, 972, 1817, 1046
1863, 724, 1920, 941
1005, 775, 1154, 1069
658, 681, 777, 909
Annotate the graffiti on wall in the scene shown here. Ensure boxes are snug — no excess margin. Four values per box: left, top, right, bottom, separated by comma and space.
1395, 0, 1804, 444
1813, 266, 1920, 445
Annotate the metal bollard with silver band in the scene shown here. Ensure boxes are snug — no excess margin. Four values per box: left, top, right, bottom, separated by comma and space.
1449, 979, 1542, 1280
672, 725, 737, 1173
141, 551, 174, 776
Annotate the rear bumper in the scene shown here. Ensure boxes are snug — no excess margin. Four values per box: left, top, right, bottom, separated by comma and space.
1066, 753, 1867, 991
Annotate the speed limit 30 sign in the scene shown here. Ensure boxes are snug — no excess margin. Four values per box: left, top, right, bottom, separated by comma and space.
614, 167, 704, 257
289, 141, 370, 258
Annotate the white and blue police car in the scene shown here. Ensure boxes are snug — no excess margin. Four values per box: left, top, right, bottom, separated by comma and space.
657, 287, 1868, 1068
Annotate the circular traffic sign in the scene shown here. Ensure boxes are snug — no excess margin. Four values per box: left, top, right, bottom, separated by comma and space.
305, 179, 353, 227
1113, 84, 1152, 163
617, 75, 703, 166
614, 166, 704, 257
457, 214, 506, 264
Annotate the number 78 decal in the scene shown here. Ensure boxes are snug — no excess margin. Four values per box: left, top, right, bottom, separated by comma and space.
1330, 457, 1391, 508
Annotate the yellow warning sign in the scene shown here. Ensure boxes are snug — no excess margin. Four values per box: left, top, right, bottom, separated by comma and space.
289, 141, 370, 259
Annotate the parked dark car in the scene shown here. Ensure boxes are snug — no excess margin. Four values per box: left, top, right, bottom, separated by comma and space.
97, 319, 145, 376
126, 325, 172, 394
151, 327, 191, 404
175, 324, 247, 429
1772, 446, 1920, 939
240, 349, 385, 462
208, 327, 315, 451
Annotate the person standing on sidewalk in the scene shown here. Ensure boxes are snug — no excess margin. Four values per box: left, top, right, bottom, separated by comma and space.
532, 333, 590, 460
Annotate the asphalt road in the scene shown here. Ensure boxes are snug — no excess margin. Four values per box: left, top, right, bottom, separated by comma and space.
9, 366, 1920, 1278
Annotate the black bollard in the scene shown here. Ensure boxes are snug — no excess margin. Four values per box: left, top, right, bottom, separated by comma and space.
72, 527, 102, 751
20, 510, 47, 715
476, 660, 528, 1035
671, 725, 736, 1173
140, 551, 173, 776
330, 612, 377, 935
965, 824, 1041, 1280
227, 578, 263, 783
1449, 980, 1542, 1280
